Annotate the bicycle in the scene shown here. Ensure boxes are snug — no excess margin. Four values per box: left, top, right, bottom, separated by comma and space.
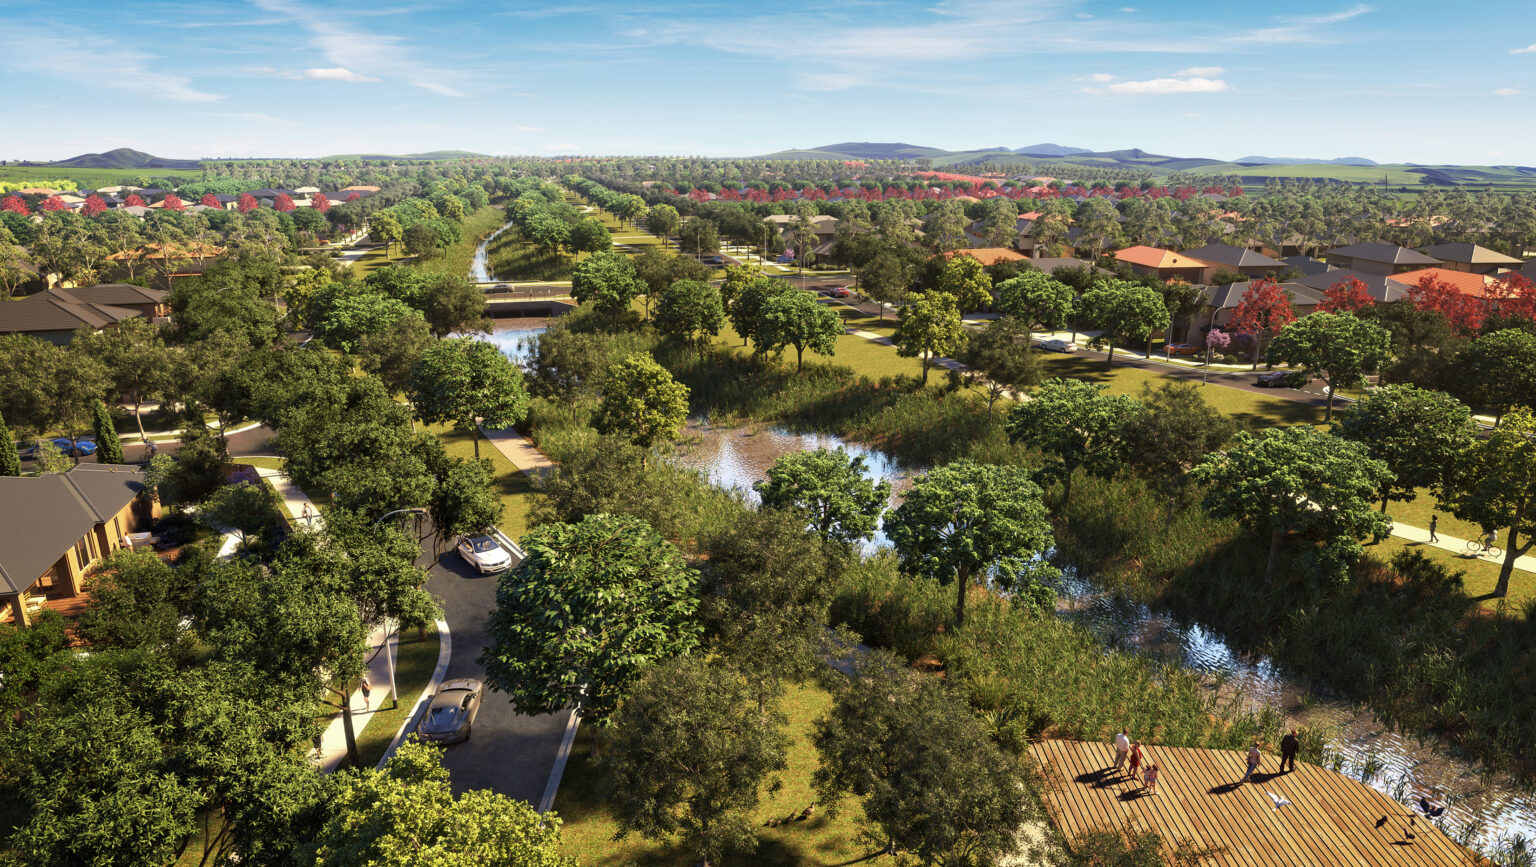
1463, 538, 1502, 559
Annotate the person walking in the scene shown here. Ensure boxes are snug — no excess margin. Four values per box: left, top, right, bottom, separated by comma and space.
1129, 741, 1144, 782
302, 502, 315, 525
1279, 729, 1300, 773
1428, 515, 1439, 543
1239, 742, 1262, 783
1144, 763, 1160, 795
359, 674, 372, 711
1113, 728, 1131, 773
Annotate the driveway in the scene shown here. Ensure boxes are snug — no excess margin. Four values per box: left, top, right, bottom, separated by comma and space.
424, 548, 571, 804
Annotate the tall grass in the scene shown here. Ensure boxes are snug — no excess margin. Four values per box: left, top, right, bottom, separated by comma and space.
414, 205, 507, 280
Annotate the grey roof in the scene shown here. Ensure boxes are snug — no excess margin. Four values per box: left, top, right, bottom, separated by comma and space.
1182, 244, 1282, 270
0, 288, 143, 335
1417, 243, 1523, 266
56, 284, 167, 307
1324, 243, 1441, 266
1201, 281, 1324, 310
1294, 269, 1405, 302
1281, 255, 1335, 276
0, 464, 147, 594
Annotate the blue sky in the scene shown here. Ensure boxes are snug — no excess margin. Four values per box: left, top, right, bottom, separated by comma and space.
1, 0, 1533, 164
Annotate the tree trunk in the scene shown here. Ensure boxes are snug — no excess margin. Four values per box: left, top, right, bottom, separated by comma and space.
921, 355, 931, 385
1264, 527, 1283, 586
472, 429, 481, 460
1106, 343, 1115, 368
796, 345, 804, 372
133, 400, 147, 443
340, 696, 359, 768
1061, 469, 1074, 515
1324, 380, 1335, 422
954, 565, 970, 629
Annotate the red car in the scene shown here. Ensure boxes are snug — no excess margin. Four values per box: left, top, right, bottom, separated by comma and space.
1163, 343, 1200, 357
828, 286, 853, 298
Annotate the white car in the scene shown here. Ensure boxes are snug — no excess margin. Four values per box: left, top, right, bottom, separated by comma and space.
456, 533, 513, 574
1039, 338, 1078, 352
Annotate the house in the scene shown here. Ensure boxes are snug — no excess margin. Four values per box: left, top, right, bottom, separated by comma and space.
1280, 255, 1335, 277
1417, 243, 1523, 275
1026, 256, 1100, 276
1113, 245, 1210, 283
1181, 244, 1284, 279
764, 214, 840, 256
340, 185, 382, 193
0, 287, 148, 344
106, 242, 227, 288
56, 283, 170, 321
1323, 243, 1441, 276
1295, 269, 1406, 303
1182, 280, 1325, 343
1386, 267, 1494, 298
0, 464, 160, 627
941, 248, 1027, 267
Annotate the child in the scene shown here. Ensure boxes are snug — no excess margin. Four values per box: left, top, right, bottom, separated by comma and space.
1144, 763, 1160, 795
1129, 741, 1143, 782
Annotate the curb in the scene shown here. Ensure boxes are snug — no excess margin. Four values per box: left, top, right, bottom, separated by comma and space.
374, 617, 452, 770
538, 708, 582, 814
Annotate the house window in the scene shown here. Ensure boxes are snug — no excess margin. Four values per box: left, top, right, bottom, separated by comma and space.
74, 537, 91, 569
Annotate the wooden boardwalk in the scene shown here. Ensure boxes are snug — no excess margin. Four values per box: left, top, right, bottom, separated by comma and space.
1029, 739, 1476, 867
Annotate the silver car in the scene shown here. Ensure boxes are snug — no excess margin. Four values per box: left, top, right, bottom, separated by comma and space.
456, 533, 512, 574
1040, 338, 1078, 352
416, 678, 484, 744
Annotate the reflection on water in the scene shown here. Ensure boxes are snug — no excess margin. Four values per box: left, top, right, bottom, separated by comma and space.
469, 220, 515, 283
667, 420, 1536, 854
480, 324, 546, 366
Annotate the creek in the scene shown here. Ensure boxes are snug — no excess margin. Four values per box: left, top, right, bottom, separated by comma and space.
468, 219, 517, 283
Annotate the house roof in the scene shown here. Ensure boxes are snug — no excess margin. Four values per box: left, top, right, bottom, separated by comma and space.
1417, 243, 1523, 267
941, 248, 1026, 266
1114, 245, 1208, 270
1295, 269, 1405, 302
0, 289, 143, 334
1202, 281, 1324, 310
107, 241, 226, 261
60, 283, 167, 306
0, 464, 147, 594
340, 185, 381, 192
1182, 244, 1282, 270
1027, 257, 1098, 275
1386, 267, 1494, 298
1281, 255, 1335, 276
1323, 243, 1441, 266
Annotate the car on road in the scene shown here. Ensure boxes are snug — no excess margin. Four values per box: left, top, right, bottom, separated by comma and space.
827, 286, 853, 298
27, 437, 97, 457
457, 533, 513, 574
1255, 370, 1309, 388
705, 255, 726, 266
1163, 343, 1200, 357
415, 678, 484, 744
1039, 338, 1078, 352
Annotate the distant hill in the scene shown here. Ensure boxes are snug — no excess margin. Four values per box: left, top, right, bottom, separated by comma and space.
759, 142, 953, 161
1234, 156, 1378, 167
48, 148, 202, 170
1014, 143, 1090, 157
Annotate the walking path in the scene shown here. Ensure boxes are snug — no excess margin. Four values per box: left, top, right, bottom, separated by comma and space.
252, 465, 325, 530
314, 623, 400, 772
479, 427, 554, 474
1390, 522, 1536, 572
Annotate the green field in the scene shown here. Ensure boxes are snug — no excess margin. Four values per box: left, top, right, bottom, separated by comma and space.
0, 165, 205, 189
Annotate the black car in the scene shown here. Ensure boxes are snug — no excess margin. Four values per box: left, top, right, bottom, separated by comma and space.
415, 678, 484, 744
1255, 371, 1308, 388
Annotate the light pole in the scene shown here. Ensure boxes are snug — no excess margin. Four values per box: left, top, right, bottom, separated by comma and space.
370, 506, 428, 711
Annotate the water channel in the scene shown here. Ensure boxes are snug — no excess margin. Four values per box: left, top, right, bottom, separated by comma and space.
496, 325, 1536, 855
468, 218, 516, 283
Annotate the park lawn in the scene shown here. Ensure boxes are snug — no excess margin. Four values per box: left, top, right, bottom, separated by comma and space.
425, 423, 536, 539
417, 205, 507, 280
0, 165, 204, 187
355, 625, 443, 769
553, 681, 870, 866
1385, 488, 1484, 540
704, 311, 930, 382
349, 244, 413, 279
1372, 536, 1536, 613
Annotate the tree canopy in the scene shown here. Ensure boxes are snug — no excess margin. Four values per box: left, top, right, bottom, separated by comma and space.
893, 290, 966, 385
753, 447, 890, 546
1268, 312, 1392, 422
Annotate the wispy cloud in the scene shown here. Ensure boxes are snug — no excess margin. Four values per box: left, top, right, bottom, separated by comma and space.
1513, 43, 1536, 54
1494, 87, 1521, 96
1175, 66, 1225, 77
247, 66, 381, 83
515, 125, 545, 133
1279, 4, 1373, 25
1105, 76, 1228, 95
3, 26, 222, 103
250, 0, 467, 96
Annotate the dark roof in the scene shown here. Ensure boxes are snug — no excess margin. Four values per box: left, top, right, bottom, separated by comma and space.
1294, 269, 1405, 302
1280, 255, 1335, 276
1182, 244, 1282, 270
1201, 281, 1324, 310
0, 464, 147, 594
59, 284, 167, 306
0, 288, 143, 335
214, 194, 240, 203
1027, 257, 1098, 275
1323, 243, 1440, 266
1417, 243, 1522, 266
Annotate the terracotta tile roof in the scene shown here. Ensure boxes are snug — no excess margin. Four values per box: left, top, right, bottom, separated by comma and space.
106, 241, 226, 261
1387, 267, 1494, 297
1114, 245, 1207, 270
941, 248, 1026, 266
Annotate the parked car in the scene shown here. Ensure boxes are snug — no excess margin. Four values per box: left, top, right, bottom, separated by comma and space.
457, 533, 513, 574
415, 679, 484, 744
1255, 371, 1309, 388
41, 437, 96, 457
1163, 343, 1200, 357
705, 255, 726, 266
828, 286, 853, 298
1039, 338, 1078, 352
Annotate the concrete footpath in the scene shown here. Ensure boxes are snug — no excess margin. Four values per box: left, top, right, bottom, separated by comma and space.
480, 426, 554, 475
1390, 521, 1536, 573
315, 624, 401, 772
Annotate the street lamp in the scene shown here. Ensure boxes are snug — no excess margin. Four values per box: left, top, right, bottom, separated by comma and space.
368, 506, 429, 714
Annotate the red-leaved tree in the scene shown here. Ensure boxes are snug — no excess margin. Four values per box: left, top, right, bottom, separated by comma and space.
1, 194, 28, 215
41, 195, 67, 212
1488, 273, 1536, 324
161, 194, 185, 211
274, 193, 295, 212
1228, 276, 1297, 368
124, 193, 146, 207
201, 193, 221, 208
82, 194, 107, 216
1406, 274, 1484, 335
345, 192, 361, 203
237, 193, 258, 213
1317, 277, 1376, 314
311, 193, 330, 212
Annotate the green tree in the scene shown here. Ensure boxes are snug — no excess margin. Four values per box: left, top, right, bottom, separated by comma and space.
1124, 382, 1238, 490
308, 740, 576, 866
994, 270, 1074, 346
678, 217, 721, 257
74, 548, 190, 650
369, 213, 402, 255
956, 317, 1041, 420
73, 316, 175, 443
1335, 384, 1477, 511
884, 459, 1057, 628
654, 279, 726, 353
925, 201, 968, 252
727, 277, 789, 350
861, 249, 915, 320
410, 337, 531, 459
1268, 312, 1393, 422
1078, 279, 1171, 366
758, 290, 842, 371
935, 253, 993, 313
418, 273, 490, 337
313, 294, 422, 353
569, 217, 613, 255
481, 513, 702, 729
893, 290, 966, 385
1005, 378, 1142, 511
753, 447, 890, 546
429, 456, 504, 541
32, 440, 71, 474
91, 399, 124, 464
632, 247, 710, 319
571, 250, 646, 324
813, 649, 1029, 865
647, 203, 681, 246
199, 480, 285, 551
0, 409, 18, 476
1193, 426, 1392, 586
356, 315, 434, 397
980, 195, 1019, 248
1450, 328, 1536, 425
1440, 408, 1536, 598
593, 353, 690, 454
604, 656, 788, 867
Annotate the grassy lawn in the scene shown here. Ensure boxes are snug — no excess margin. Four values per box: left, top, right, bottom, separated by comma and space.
1371, 536, 1536, 612
0, 166, 205, 187
702, 305, 929, 382
419, 205, 507, 279
424, 423, 536, 539
485, 228, 577, 282
553, 681, 871, 866
355, 625, 443, 769
349, 244, 414, 279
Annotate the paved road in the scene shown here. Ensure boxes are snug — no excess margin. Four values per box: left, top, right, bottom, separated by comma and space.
424, 548, 570, 804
